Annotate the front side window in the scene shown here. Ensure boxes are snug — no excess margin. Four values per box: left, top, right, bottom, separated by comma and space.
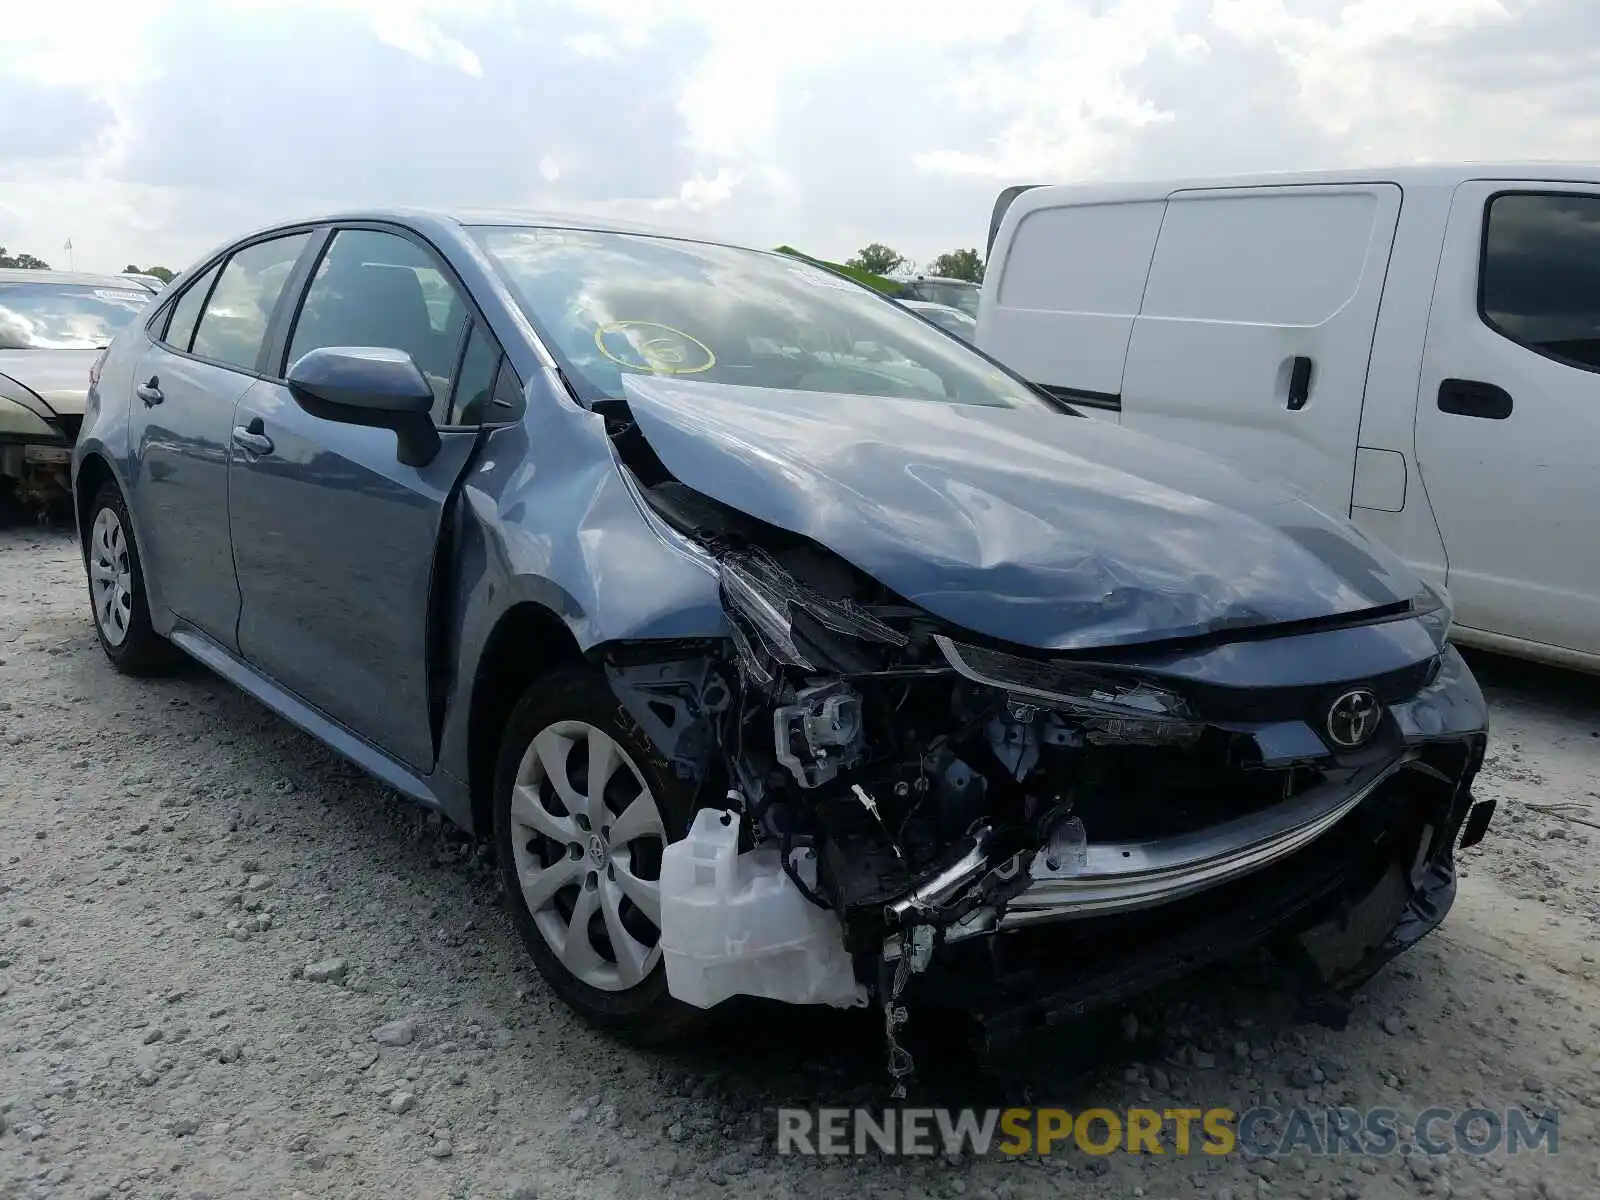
287, 229, 470, 425
191, 233, 311, 371
1482, 192, 1600, 371
472, 226, 1045, 410
0, 281, 152, 350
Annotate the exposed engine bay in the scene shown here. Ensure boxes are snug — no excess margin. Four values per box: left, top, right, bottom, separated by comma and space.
596, 400, 1492, 1095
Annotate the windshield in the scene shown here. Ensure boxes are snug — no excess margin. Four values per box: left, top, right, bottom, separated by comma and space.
472, 227, 1049, 410
905, 279, 980, 316
0, 282, 152, 350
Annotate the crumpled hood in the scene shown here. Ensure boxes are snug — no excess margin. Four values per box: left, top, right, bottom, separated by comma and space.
620, 377, 1421, 651
0, 349, 96, 418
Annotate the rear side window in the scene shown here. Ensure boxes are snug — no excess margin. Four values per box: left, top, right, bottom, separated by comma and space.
1481, 192, 1600, 372
191, 233, 310, 371
161, 263, 221, 352
999, 201, 1165, 315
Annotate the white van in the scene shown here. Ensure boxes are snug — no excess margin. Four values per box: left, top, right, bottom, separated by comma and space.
980, 164, 1600, 673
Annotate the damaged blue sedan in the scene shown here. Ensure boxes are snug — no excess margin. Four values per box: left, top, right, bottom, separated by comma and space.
72, 210, 1493, 1089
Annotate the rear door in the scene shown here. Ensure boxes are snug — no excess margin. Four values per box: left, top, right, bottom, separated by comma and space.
1120, 184, 1402, 517
1414, 183, 1600, 655
227, 224, 509, 771
981, 194, 1167, 415
129, 231, 313, 646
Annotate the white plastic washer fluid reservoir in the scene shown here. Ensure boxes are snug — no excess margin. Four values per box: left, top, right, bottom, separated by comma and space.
659, 808, 869, 1010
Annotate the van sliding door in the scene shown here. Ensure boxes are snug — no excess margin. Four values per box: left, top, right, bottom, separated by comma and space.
1120, 184, 1402, 517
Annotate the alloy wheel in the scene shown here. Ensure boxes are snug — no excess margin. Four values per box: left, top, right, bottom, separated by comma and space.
89, 506, 133, 648
508, 720, 668, 992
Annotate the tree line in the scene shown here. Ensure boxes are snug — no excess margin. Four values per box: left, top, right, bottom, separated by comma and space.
0, 246, 173, 281
846, 243, 984, 283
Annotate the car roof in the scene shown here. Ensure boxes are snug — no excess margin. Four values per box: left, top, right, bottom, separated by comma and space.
0, 268, 158, 290
1012, 160, 1600, 208
220, 207, 759, 255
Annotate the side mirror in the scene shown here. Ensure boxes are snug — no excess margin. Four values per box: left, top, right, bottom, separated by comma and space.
286, 346, 441, 467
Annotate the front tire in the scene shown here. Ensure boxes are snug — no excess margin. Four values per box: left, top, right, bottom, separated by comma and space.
85, 482, 181, 675
494, 667, 706, 1042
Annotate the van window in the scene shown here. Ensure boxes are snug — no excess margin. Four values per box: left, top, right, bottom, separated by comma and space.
1140, 190, 1379, 325
998, 201, 1165, 314
1481, 192, 1600, 372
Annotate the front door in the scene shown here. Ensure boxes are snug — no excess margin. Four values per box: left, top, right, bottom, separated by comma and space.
1414, 183, 1600, 655
129, 232, 311, 646
227, 226, 494, 771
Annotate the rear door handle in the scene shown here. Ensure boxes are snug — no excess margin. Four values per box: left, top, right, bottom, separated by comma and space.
1286, 356, 1313, 411
136, 377, 163, 407
231, 420, 274, 458
1438, 378, 1513, 419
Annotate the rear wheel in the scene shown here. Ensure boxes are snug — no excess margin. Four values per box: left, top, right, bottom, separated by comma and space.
85, 482, 181, 675
493, 667, 706, 1041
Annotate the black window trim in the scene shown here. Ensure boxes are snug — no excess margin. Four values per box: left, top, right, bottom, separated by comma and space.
144, 224, 323, 380
1477, 187, 1600, 377
271, 219, 519, 431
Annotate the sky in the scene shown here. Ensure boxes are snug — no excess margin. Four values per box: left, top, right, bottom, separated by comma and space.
2, 0, 1595, 276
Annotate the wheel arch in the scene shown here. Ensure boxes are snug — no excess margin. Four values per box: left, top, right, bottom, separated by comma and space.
466, 601, 586, 838
73, 451, 117, 554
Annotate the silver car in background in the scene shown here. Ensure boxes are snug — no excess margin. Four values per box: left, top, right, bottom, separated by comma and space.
1, 270, 159, 510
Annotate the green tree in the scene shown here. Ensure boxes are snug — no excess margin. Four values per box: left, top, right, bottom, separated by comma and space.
0, 247, 50, 270
122, 264, 175, 282
926, 248, 984, 283
847, 242, 907, 276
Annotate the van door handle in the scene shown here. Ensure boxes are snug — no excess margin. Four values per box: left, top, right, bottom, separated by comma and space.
1438, 378, 1513, 419
231, 419, 274, 458
1286, 356, 1313, 411
136, 377, 164, 407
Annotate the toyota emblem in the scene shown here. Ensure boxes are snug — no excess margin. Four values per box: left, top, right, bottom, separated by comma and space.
1325, 688, 1381, 749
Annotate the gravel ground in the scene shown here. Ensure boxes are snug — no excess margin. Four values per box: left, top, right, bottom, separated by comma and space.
2, 520, 1598, 1200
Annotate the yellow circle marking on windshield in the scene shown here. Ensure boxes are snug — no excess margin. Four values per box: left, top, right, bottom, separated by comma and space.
594, 321, 716, 375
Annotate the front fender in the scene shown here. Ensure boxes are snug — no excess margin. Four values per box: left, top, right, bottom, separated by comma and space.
433, 376, 729, 788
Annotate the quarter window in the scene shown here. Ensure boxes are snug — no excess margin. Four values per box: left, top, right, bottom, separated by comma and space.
1482, 193, 1600, 371
190, 234, 311, 371
449, 322, 502, 425
287, 229, 470, 425
160, 262, 222, 353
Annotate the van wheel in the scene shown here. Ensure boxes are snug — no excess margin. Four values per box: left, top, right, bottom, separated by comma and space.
85, 482, 181, 675
493, 667, 707, 1042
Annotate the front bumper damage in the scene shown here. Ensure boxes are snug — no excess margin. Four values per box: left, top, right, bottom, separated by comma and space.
607, 520, 1491, 1092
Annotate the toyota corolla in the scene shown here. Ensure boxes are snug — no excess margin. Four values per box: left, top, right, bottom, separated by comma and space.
72, 210, 1493, 1090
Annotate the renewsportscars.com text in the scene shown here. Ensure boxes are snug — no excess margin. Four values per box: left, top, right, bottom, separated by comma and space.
775, 1106, 1560, 1159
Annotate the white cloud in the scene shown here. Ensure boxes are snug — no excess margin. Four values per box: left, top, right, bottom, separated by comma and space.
1, 0, 1596, 273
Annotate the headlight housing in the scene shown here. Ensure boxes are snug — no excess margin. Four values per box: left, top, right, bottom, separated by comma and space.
718, 548, 906, 684
935, 636, 1200, 744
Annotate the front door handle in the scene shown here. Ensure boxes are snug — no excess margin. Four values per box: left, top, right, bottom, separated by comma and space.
231, 420, 274, 458
1438, 378, 1513, 419
136, 377, 164, 407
